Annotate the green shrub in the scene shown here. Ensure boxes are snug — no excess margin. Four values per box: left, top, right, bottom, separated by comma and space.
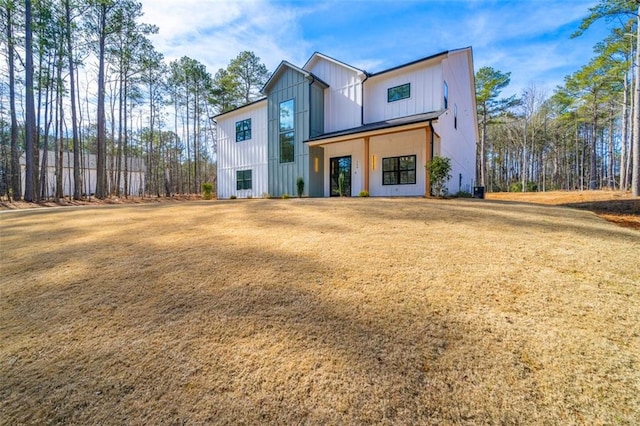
425, 156, 452, 197
281, 193, 290, 199
358, 190, 370, 197
230, 195, 237, 200
296, 177, 304, 198
202, 182, 214, 200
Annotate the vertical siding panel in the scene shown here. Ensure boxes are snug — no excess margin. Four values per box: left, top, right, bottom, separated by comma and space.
216, 99, 268, 198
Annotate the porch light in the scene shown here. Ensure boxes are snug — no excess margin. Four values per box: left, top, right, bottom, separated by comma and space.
372, 155, 376, 170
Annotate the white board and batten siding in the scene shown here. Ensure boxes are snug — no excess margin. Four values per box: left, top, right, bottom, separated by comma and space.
364, 60, 442, 124
216, 99, 268, 198
369, 129, 428, 197
304, 54, 364, 133
433, 49, 478, 194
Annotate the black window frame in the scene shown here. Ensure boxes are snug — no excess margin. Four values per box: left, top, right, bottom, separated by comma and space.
236, 169, 252, 190
387, 83, 411, 103
279, 131, 294, 163
443, 81, 449, 109
454, 104, 458, 129
235, 118, 252, 142
279, 99, 295, 163
382, 155, 417, 185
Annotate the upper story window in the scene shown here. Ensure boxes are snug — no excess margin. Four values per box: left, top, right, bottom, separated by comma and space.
443, 81, 449, 109
454, 104, 458, 129
235, 118, 251, 142
279, 99, 295, 163
387, 83, 411, 102
382, 155, 416, 185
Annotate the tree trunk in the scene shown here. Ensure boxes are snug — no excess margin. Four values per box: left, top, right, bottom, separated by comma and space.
55, 62, 63, 200
620, 65, 630, 190
116, 69, 124, 197
480, 107, 487, 187
632, 6, 640, 197
95, 3, 107, 199
24, 0, 36, 202
64, 0, 82, 199
39, 53, 54, 199
607, 106, 615, 189
7, 4, 21, 201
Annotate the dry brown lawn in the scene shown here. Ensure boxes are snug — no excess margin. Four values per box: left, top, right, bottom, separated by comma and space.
487, 190, 640, 230
1, 197, 639, 424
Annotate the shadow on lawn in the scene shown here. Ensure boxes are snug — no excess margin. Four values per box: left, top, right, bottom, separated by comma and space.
340, 197, 640, 240
562, 198, 640, 215
2, 199, 637, 423
1, 208, 486, 424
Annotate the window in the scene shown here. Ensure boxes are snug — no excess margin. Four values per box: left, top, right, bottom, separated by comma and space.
387, 83, 410, 102
454, 104, 458, 129
279, 132, 294, 163
443, 81, 449, 109
236, 169, 252, 190
382, 155, 416, 185
235, 119, 251, 142
279, 99, 294, 163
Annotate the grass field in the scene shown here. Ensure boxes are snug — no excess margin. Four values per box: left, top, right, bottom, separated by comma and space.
1, 196, 639, 424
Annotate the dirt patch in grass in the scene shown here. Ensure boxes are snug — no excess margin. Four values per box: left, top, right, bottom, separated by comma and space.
487, 190, 640, 230
1, 199, 639, 424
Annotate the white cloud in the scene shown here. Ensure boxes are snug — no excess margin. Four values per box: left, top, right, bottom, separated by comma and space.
139, 0, 314, 74
137, 0, 609, 101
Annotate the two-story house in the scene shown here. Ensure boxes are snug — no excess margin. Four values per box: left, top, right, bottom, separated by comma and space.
215, 47, 478, 198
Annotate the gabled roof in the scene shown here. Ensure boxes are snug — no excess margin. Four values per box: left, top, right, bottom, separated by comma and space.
261, 60, 329, 93
303, 52, 367, 76
306, 110, 445, 143
369, 50, 450, 77
212, 97, 267, 120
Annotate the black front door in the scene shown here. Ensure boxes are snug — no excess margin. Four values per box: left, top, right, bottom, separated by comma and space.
330, 156, 352, 197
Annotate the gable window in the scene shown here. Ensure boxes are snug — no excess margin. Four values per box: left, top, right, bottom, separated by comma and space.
279, 99, 295, 163
235, 118, 251, 142
443, 81, 449, 109
382, 155, 416, 185
387, 83, 410, 102
236, 169, 252, 190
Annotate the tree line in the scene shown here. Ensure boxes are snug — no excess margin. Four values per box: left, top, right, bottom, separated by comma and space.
0, 0, 270, 202
2, 0, 638, 202
476, 0, 640, 196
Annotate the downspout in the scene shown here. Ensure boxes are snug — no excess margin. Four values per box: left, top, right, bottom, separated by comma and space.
308, 75, 314, 137
361, 72, 369, 126
429, 120, 435, 161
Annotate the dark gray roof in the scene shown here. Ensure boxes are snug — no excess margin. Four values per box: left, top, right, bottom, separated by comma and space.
261, 61, 329, 93
306, 110, 445, 143
368, 50, 449, 77
212, 97, 267, 120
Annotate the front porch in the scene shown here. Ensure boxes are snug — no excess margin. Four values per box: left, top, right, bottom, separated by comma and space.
306, 112, 443, 197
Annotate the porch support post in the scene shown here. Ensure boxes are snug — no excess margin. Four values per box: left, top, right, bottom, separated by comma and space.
424, 126, 431, 197
363, 137, 370, 192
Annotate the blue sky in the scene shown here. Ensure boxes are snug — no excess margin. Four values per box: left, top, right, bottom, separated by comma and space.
140, 0, 611, 99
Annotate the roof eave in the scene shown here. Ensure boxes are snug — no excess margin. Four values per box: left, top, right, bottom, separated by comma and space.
306, 110, 445, 145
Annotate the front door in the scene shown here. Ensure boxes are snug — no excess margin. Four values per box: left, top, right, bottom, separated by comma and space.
330, 156, 352, 197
